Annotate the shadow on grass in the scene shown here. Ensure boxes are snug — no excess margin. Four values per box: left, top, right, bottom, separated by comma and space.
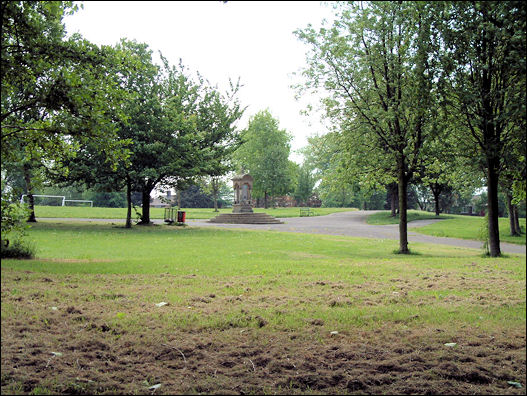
391, 249, 423, 256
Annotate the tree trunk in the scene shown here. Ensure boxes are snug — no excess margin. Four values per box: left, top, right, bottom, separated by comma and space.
390, 183, 397, 217
23, 163, 37, 222
264, 191, 268, 209
212, 179, 219, 212
506, 193, 519, 236
486, 161, 501, 257
125, 178, 132, 229
433, 190, 441, 217
397, 162, 409, 254
513, 205, 522, 235
139, 188, 152, 225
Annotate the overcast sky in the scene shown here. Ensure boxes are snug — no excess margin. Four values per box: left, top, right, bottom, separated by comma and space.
64, 1, 335, 164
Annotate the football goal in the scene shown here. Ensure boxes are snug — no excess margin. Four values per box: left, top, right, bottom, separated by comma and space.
19, 195, 93, 207
64, 199, 93, 207
20, 194, 66, 206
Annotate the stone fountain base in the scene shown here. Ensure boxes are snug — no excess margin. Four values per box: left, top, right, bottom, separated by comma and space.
208, 212, 283, 224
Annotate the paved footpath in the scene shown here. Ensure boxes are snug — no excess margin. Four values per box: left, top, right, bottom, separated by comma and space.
40, 210, 526, 255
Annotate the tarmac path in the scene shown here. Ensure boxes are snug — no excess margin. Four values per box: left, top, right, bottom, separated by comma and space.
40, 210, 526, 255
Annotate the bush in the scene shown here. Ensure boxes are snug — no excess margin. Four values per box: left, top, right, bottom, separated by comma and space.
1, 238, 36, 259
1, 182, 35, 258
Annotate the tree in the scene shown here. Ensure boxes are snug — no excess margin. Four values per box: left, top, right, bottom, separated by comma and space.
1, 1, 130, 235
1, 1, 129, 163
438, 1, 526, 256
234, 110, 294, 208
50, 40, 244, 226
299, 132, 386, 209
417, 129, 481, 217
179, 185, 214, 208
296, 2, 439, 253
294, 164, 316, 206
200, 176, 232, 211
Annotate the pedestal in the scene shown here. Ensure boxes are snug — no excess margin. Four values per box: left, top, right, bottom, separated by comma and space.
232, 203, 253, 213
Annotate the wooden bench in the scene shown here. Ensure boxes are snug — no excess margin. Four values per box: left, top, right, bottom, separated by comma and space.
299, 207, 316, 217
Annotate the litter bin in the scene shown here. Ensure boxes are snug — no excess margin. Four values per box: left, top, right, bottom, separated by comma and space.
177, 210, 186, 223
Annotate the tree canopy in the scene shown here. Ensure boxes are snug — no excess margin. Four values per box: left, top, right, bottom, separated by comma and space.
437, 0, 526, 256
234, 110, 295, 208
49, 39, 244, 225
1, 1, 130, 164
296, 2, 440, 253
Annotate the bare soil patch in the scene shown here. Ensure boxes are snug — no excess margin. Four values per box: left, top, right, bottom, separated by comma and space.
2, 320, 525, 395
1, 269, 525, 395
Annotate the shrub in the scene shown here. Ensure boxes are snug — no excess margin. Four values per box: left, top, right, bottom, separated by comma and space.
1, 237, 36, 259
1, 183, 34, 259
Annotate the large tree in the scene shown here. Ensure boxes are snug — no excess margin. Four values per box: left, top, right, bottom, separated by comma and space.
1, 1, 130, 232
50, 40, 244, 226
296, 2, 439, 253
1, 1, 129, 162
437, 1, 526, 256
234, 110, 294, 208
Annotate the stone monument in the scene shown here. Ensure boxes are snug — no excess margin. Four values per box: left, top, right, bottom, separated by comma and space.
208, 173, 282, 224
232, 174, 254, 213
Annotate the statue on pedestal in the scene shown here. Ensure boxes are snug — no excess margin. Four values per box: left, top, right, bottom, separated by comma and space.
232, 174, 253, 213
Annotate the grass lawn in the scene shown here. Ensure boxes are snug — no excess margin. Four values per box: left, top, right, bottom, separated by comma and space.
31, 205, 356, 220
1, 221, 525, 394
366, 210, 454, 225
368, 210, 526, 245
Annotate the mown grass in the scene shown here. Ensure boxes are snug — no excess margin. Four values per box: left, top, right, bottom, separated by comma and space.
416, 215, 526, 245
31, 205, 356, 220
2, 221, 525, 335
366, 210, 455, 225
2, 221, 525, 395
367, 210, 526, 245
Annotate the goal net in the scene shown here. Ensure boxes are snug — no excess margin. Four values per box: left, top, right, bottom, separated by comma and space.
64, 199, 93, 207
20, 194, 65, 206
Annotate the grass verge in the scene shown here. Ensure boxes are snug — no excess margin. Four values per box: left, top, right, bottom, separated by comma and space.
368, 210, 526, 245
1, 221, 525, 394
31, 205, 356, 220
366, 210, 454, 225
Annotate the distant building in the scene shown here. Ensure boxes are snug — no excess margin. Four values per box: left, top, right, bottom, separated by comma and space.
151, 190, 176, 208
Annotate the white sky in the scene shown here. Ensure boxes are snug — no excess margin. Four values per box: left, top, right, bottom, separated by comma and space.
64, 1, 335, 164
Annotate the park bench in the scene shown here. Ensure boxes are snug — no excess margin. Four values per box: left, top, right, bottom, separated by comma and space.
299, 207, 316, 217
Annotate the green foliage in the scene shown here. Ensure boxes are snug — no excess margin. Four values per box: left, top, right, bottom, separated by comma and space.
234, 110, 294, 205
295, 2, 442, 253
1, 1, 130, 165
293, 164, 315, 205
1, 236, 36, 259
1, 179, 34, 258
179, 185, 214, 208
0, 197, 30, 239
51, 40, 244, 224
436, 1, 526, 256
199, 176, 233, 210
299, 133, 387, 209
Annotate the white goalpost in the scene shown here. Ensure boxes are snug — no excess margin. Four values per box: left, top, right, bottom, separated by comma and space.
64, 199, 93, 207
20, 194, 66, 206
19, 195, 93, 207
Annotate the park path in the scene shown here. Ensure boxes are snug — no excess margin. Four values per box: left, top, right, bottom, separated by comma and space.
39, 210, 526, 255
